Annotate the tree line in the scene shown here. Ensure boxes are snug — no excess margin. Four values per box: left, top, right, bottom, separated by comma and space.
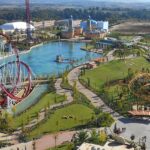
0, 7, 150, 25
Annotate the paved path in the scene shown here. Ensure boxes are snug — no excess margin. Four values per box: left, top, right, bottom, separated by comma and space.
68, 66, 120, 119
35, 131, 75, 150
67, 64, 150, 149
16, 79, 73, 132
55, 78, 73, 104
0, 78, 74, 148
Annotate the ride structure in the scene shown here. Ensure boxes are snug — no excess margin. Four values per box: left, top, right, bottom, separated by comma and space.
128, 72, 150, 102
25, 0, 31, 40
0, 33, 33, 108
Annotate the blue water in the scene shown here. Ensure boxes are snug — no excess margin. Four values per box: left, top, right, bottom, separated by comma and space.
11, 42, 102, 76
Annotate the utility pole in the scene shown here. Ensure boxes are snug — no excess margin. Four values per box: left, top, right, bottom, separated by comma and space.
25, 0, 31, 41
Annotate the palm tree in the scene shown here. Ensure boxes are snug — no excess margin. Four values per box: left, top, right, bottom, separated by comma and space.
72, 131, 89, 147
99, 130, 107, 145
66, 143, 74, 150
56, 120, 59, 131
35, 112, 40, 124
54, 134, 58, 148
88, 129, 99, 144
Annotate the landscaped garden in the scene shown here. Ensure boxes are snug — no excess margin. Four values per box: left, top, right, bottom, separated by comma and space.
48, 143, 73, 150
140, 35, 150, 46
79, 57, 150, 115
28, 104, 95, 139
13, 92, 66, 129
113, 48, 146, 58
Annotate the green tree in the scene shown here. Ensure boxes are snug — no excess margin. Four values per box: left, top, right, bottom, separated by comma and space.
73, 131, 89, 147
88, 129, 99, 144
99, 130, 107, 145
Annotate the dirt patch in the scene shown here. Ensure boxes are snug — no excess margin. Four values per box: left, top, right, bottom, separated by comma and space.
111, 21, 150, 35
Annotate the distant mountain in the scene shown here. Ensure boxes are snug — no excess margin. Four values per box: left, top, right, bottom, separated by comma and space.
1, 0, 150, 4
0, 0, 150, 9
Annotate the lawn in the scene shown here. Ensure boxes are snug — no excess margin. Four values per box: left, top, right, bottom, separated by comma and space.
48, 143, 72, 150
13, 92, 65, 128
119, 35, 134, 42
29, 104, 95, 139
81, 44, 95, 50
48, 145, 68, 150
104, 84, 134, 113
80, 57, 150, 114
113, 48, 146, 57
80, 57, 150, 91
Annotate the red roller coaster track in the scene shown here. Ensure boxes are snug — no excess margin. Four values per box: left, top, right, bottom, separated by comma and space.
0, 33, 32, 106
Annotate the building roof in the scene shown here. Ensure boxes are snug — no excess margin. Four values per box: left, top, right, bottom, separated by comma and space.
96, 40, 116, 45
80, 20, 97, 30
0, 22, 35, 31
78, 142, 134, 150
128, 110, 150, 117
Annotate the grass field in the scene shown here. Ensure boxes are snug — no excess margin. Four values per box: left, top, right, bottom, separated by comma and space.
48, 145, 67, 150
29, 104, 95, 139
48, 143, 72, 150
80, 57, 150, 91
80, 57, 150, 114
113, 48, 146, 57
81, 44, 95, 50
119, 35, 134, 41
13, 92, 65, 128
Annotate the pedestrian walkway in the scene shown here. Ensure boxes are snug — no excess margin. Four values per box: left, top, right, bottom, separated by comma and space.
67, 62, 150, 149
67, 66, 120, 119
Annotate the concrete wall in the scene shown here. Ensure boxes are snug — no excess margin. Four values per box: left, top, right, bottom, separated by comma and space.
0, 141, 34, 150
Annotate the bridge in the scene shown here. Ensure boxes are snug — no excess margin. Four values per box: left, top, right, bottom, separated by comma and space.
3, 79, 50, 89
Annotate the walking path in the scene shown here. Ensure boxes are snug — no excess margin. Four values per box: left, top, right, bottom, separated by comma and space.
55, 78, 73, 104
34, 54, 150, 149
1, 53, 150, 149
0, 78, 74, 148
34, 55, 150, 149
35, 131, 75, 150
68, 66, 120, 119
16, 79, 73, 132
67, 60, 150, 149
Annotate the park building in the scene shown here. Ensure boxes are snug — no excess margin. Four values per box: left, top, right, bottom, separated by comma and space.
54, 19, 70, 29
61, 16, 75, 39
83, 16, 108, 40
97, 21, 109, 32
95, 37, 135, 50
74, 26, 83, 36
77, 142, 134, 150
0, 21, 35, 34
96, 37, 118, 49
80, 17, 109, 32
61, 16, 83, 39
60, 16, 108, 39
85, 30, 107, 40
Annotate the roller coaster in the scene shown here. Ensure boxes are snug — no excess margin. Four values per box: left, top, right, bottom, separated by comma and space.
0, 33, 32, 107
128, 73, 150, 102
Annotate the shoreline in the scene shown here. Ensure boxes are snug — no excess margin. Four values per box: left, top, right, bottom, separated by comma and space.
80, 47, 103, 54
20, 42, 44, 55
60, 38, 91, 43
0, 42, 44, 61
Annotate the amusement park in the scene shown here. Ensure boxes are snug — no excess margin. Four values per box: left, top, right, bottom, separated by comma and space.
0, 32, 33, 108
0, 0, 150, 150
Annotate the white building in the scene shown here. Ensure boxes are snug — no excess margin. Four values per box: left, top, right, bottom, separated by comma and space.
77, 142, 134, 150
0, 21, 35, 34
97, 21, 109, 32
